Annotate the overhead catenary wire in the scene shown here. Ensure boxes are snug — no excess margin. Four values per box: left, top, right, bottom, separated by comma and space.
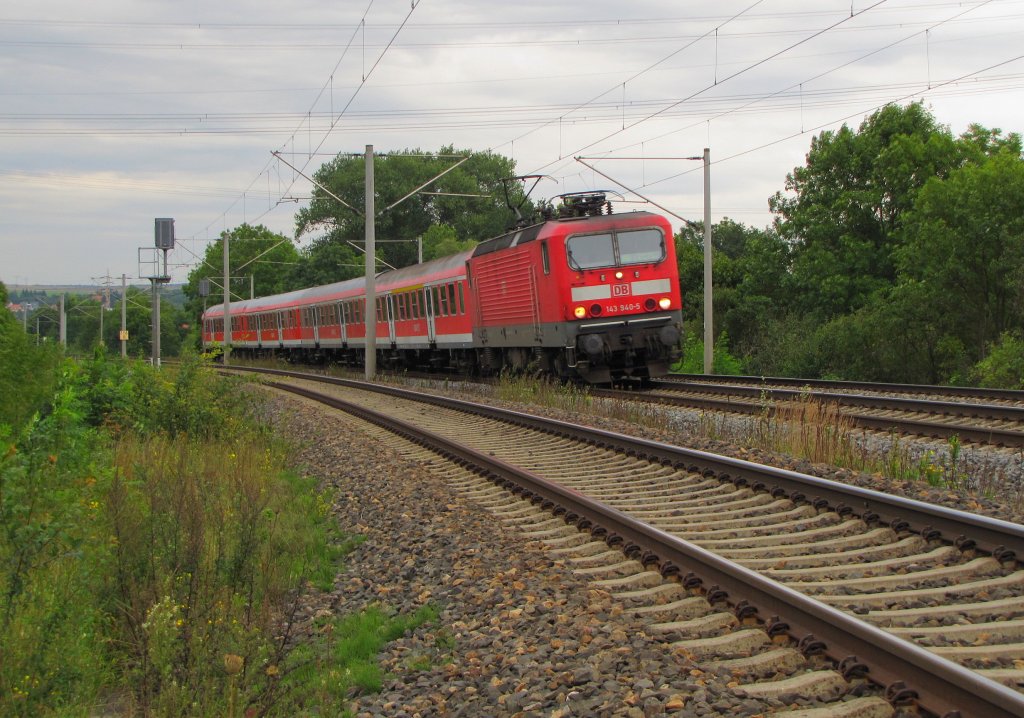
523, 0, 890, 177
598, 0, 996, 178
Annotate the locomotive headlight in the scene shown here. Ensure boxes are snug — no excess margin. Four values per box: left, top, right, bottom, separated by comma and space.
615, 271, 624, 280
658, 297, 672, 310
573, 306, 587, 319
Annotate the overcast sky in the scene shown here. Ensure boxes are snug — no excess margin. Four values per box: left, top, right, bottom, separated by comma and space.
2, 0, 1022, 287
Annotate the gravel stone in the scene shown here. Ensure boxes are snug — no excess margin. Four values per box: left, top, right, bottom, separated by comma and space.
265, 392, 784, 716
262, 374, 1010, 718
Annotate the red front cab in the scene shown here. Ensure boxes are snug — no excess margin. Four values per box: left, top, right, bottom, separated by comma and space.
468, 208, 682, 383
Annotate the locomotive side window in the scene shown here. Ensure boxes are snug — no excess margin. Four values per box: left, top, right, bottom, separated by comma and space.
618, 228, 665, 264
541, 241, 550, 275
458, 283, 465, 314
567, 233, 615, 270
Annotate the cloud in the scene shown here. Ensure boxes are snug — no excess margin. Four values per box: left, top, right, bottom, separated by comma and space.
1, 0, 1022, 284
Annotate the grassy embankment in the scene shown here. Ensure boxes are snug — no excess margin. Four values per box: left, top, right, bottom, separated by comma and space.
0, 334, 438, 716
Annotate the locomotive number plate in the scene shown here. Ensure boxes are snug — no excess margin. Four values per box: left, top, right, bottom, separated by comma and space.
606, 302, 642, 313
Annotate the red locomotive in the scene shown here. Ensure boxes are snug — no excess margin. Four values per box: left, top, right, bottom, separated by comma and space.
202, 192, 683, 383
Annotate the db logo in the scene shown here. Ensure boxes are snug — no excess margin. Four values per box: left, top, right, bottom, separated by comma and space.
612, 284, 631, 297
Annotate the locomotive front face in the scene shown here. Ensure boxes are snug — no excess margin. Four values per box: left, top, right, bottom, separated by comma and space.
561, 223, 682, 382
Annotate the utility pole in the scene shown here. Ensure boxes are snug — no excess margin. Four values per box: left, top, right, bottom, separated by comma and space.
59, 294, 66, 346
121, 274, 128, 358
223, 231, 231, 366
702, 148, 713, 375
145, 218, 174, 367
271, 146, 468, 380
364, 144, 376, 380
92, 273, 116, 347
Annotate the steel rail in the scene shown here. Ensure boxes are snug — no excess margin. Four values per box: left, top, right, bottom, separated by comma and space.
669, 373, 1024, 403
593, 385, 1024, 448
265, 376, 1024, 718
650, 380, 1024, 421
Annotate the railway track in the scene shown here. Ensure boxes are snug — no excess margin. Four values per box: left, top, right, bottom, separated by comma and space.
594, 377, 1024, 448
230, 365, 1024, 717
669, 374, 1024, 404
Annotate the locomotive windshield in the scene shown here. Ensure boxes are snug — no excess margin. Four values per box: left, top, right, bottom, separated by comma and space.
566, 228, 665, 270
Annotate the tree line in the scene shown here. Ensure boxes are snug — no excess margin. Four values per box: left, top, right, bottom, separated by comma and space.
677, 102, 1024, 387
6, 286, 191, 358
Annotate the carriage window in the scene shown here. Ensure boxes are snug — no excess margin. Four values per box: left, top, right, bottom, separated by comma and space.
437, 286, 448, 316
617, 228, 665, 264
447, 284, 457, 315
567, 233, 615, 270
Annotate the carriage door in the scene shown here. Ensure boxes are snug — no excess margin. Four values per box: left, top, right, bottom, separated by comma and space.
424, 287, 436, 344
386, 295, 397, 344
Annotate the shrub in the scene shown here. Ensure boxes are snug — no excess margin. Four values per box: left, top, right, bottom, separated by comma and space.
971, 332, 1024, 388
0, 352, 360, 716
673, 330, 744, 375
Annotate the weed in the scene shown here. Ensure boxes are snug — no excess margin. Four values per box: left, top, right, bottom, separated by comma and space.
0, 351, 369, 717
278, 604, 438, 712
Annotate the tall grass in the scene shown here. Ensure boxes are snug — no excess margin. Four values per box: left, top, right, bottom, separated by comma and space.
750, 392, 861, 467
0, 350, 433, 717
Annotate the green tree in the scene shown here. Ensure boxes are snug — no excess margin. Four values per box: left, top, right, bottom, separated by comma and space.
294, 146, 524, 276
0, 282, 61, 431
422, 223, 474, 261
288, 238, 365, 288
182, 224, 302, 321
675, 218, 792, 365
770, 102, 963, 321
971, 332, 1024, 388
897, 149, 1024, 364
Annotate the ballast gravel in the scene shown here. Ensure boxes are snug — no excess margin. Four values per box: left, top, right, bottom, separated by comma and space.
265, 376, 1023, 718
270, 395, 788, 718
